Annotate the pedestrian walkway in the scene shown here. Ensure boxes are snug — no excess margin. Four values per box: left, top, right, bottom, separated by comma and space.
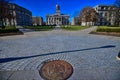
16, 26, 35, 33
0, 27, 120, 80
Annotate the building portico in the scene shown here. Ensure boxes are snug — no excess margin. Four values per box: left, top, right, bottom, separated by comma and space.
46, 4, 69, 26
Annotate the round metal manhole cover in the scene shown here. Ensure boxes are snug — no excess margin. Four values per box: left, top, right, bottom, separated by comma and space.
39, 60, 73, 80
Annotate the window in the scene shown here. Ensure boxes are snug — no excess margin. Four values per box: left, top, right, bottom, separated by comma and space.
101, 7, 104, 10
99, 13, 103, 16
100, 18, 102, 22
109, 13, 112, 16
104, 13, 107, 16
104, 7, 106, 10
108, 7, 111, 10
59, 18, 61, 21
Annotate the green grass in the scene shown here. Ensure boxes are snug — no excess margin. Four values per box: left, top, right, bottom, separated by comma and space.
0, 26, 19, 33
61, 25, 90, 31
95, 26, 120, 33
23, 26, 55, 31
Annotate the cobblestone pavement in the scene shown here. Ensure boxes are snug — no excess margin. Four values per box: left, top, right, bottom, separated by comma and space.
0, 27, 120, 80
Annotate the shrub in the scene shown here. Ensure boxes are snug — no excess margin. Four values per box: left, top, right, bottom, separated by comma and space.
96, 26, 120, 33
23, 26, 55, 31
61, 25, 89, 31
0, 26, 19, 33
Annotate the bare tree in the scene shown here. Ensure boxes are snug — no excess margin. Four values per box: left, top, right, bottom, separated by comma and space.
0, 0, 14, 28
0, 0, 8, 28
72, 11, 81, 25
79, 6, 98, 26
79, 6, 91, 26
89, 8, 98, 25
114, 0, 120, 26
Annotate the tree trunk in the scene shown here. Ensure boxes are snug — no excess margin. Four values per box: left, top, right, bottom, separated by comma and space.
85, 21, 87, 26
13, 18, 16, 26
1, 19, 5, 29
8, 19, 11, 26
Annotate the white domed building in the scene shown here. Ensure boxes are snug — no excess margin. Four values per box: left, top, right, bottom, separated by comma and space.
46, 4, 70, 26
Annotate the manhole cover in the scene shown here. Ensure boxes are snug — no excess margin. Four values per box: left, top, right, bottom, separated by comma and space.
39, 60, 73, 80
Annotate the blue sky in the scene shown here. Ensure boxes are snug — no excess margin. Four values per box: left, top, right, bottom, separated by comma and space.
14, 0, 115, 22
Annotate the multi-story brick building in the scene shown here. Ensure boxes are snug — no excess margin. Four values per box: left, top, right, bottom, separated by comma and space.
94, 5, 120, 26
2, 3, 32, 26
72, 17, 79, 25
32, 16, 43, 26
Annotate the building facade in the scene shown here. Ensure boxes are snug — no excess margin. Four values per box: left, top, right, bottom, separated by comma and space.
72, 17, 80, 25
46, 4, 69, 26
94, 5, 120, 26
2, 3, 32, 26
32, 16, 43, 26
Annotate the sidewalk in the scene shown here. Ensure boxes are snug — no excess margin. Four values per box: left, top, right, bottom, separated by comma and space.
16, 26, 35, 33
0, 27, 120, 80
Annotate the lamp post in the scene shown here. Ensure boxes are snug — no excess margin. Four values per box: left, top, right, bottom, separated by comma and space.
116, 51, 120, 60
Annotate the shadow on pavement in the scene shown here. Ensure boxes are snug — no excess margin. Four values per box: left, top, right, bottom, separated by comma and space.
0, 45, 116, 63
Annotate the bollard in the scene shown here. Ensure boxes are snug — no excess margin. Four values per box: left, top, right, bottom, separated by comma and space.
116, 51, 120, 60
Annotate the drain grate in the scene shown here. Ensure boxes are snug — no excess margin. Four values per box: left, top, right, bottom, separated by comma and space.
39, 60, 73, 80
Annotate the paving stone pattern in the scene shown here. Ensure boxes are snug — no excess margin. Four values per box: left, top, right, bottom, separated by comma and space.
0, 27, 120, 80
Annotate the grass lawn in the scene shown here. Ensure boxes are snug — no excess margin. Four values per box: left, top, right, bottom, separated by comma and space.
90, 26, 120, 37
23, 26, 55, 31
0, 26, 19, 33
95, 26, 120, 33
61, 25, 90, 31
